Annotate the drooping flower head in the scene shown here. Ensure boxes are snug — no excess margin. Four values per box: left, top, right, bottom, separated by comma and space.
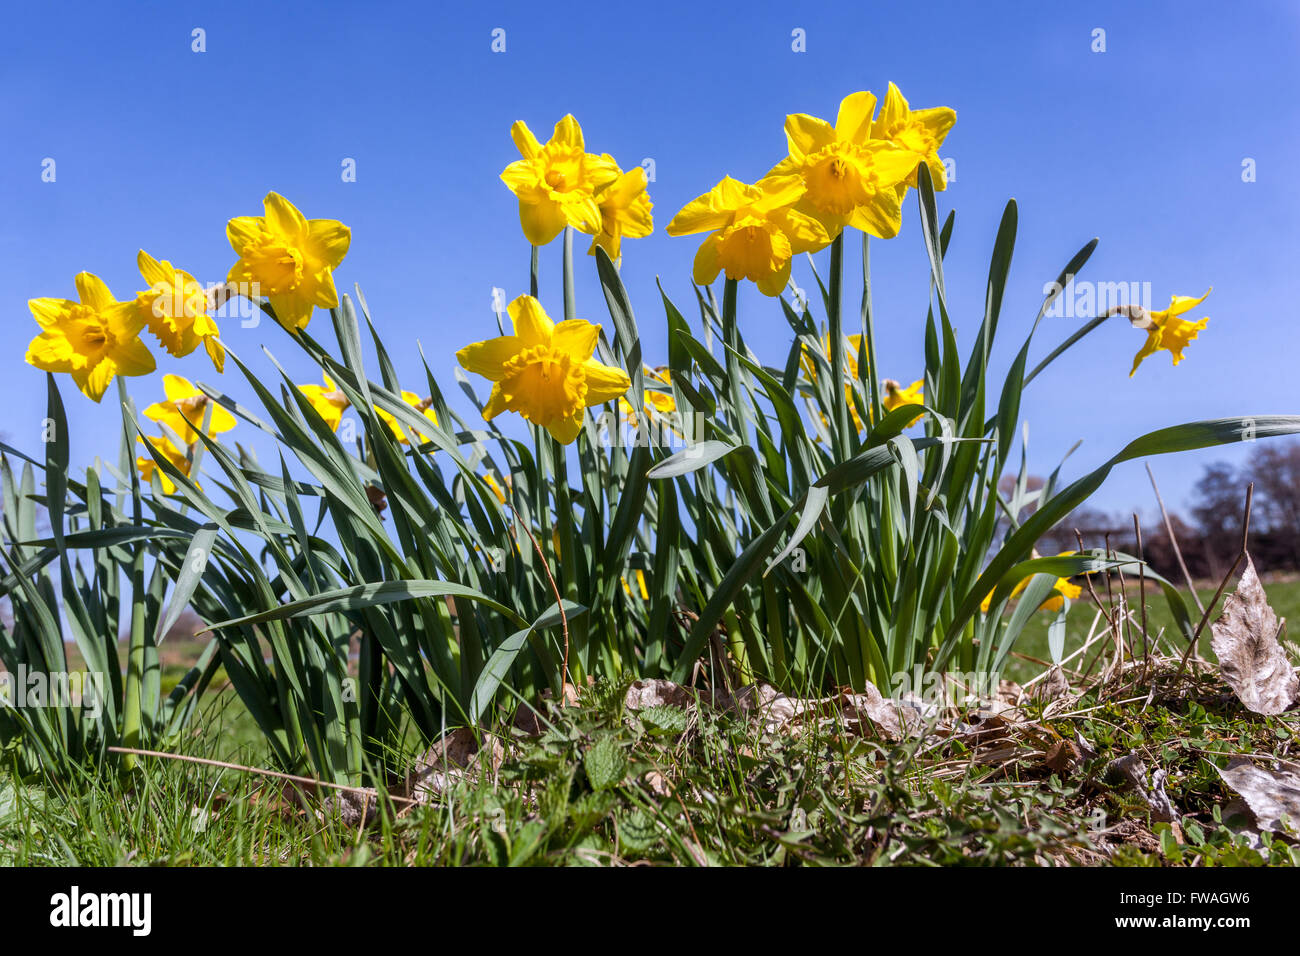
135, 251, 224, 372
136, 434, 192, 495
25, 272, 156, 402
376, 391, 439, 445
589, 163, 653, 260
1129, 289, 1211, 377
667, 175, 829, 296
456, 295, 631, 444
769, 91, 921, 240
501, 116, 620, 246
298, 372, 351, 431
870, 82, 957, 194
144, 374, 237, 445
226, 192, 350, 331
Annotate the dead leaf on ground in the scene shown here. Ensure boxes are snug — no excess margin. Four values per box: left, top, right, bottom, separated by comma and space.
624, 679, 695, 712
1104, 752, 1179, 823
1217, 757, 1300, 835
1211, 555, 1298, 715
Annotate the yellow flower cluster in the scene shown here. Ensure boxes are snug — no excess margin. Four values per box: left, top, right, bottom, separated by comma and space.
668, 84, 955, 296
501, 115, 653, 259
25, 192, 350, 402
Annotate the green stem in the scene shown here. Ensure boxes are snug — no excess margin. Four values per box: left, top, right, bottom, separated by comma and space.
562, 227, 576, 321
530, 245, 539, 298
826, 234, 852, 454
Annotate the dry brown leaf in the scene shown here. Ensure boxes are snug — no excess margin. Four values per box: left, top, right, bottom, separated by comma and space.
1104, 753, 1178, 822
1032, 665, 1069, 704
1217, 757, 1300, 835
1210, 555, 1298, 715
624, 679, 695, 712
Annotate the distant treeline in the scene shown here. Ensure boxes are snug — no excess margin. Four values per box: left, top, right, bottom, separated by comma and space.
1031, 440, 1300, 582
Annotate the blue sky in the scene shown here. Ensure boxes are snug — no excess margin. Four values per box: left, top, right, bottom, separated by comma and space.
1, 0, 1297, 518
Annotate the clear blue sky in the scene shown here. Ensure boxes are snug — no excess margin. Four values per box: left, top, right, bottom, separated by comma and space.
2, 0, 1296, 518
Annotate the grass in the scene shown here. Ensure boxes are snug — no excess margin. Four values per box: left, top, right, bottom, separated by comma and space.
4, 645, 1298, 866
1006, 573, 1300, 685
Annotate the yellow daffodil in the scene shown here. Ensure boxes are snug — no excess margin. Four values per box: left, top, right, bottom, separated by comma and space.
980, 575, 1082, 614
589, 164, 653, 259
501, 115, 620, 246
25, 272, 156, 402
456, 295, 631, 444
667, 175, 828, 296
298, 372, 351, 431
226, 192, 350, 331
870, 82, 957, 193
1129, 289, 1211, 376
619, 366, 676, 422
883, 378, 925, 427
802, 333, 870, 432
144, 374, 237, 445
135, 251, 224, 372
375, 391, 439, 444
483, 472, 508, 505
621, 569, 650, 601
136, 435, 192, 494
768, 91, 921, 240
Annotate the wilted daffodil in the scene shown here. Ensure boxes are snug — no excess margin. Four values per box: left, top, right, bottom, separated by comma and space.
145, 374, 236, 444
501, 115, 620, 246
25, 272, 156, 402
376, 391, 439, 444
768, 91, 921, 240
589, 164, 653, 260
298, 372, 351, 431
226, 192, 350, 331
136, 435, 192, 494
667, 175, 828, 296
883, 378, 925, 427
456, 294, 631, 444
136, 251, 224, 372
870, 82, 957, 193
1126, 289, 1211, 377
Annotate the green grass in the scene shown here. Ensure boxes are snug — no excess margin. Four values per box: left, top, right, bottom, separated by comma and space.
1005, 574, 1300, 685
4, 667, 1297, 866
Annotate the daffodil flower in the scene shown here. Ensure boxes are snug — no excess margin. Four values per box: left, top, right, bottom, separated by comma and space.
619, 366, 676, 423
144, 374, 237, 445
883, 378, 926, 427
482, 472, 508, 505
136, 251, 224, 372
25, 272, 156, 402
501, 116, 620, 246
667, 175, 829, 296
375, 391, 439, 445
870, 82, 957, 194
456, 295, 631, 444
136, 434, 192, 494
298, 372, 351, 431
768, 91, 922, 240
1127, 289, 1211, 376
226, 192, 350, 331
589, 164, 653, 259
980, 575, 1082, 614
802, 333, 870, 432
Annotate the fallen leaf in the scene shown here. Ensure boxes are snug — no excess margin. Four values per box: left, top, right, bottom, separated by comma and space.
1104, 752, 1178, 823
1211, 555, 1298, 715
1217, 757, 1300, 835
624, 679, 695, 712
